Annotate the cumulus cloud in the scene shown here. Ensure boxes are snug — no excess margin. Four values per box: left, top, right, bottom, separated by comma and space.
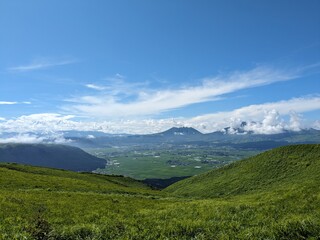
288, 111, 302, 131
227, 110, 287, 135
172, 96, 320, 134
65, 66, 299, 118
313, 120, 320, 130
190, 96, 320, 131
187, 109, 308, 135
242, 111, 289, 134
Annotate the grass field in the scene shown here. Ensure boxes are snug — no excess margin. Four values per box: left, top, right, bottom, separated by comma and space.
0, 144, 319, 239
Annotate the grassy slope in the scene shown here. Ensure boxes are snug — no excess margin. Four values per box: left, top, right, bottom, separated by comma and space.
0, 163, 153, 195
165, 144, 320, 198
0, 145, 319, 239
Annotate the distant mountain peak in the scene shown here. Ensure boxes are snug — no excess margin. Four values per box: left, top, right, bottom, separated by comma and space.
160, 127, 202, 136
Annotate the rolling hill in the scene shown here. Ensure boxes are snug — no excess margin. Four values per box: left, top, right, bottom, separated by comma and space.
165, 144, 320, 198
0, 162, 153, 195
0, 144, 319, 239
0, 144, 106, 171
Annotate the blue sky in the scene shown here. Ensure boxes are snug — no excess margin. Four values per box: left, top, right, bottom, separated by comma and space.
0, 0, 320, 135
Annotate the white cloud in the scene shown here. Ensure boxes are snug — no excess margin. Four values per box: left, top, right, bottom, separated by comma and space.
288, 111, 302, 131
188, 96, 320, 133
8, 58, 77, 72
0, 133, 70, 144
83, 74, 148, 96
66, 66, 299, 118
238, 111, 302, 134
0, 113, 76, 133
240, 111, 291, 134
0, 101, 31, 105
87, 135, 95, 139
85, 84, 106, 91
190, 96, 320, 126
0, 96, 319, 137
0, 134, 45, 144
0, 101, 17, 105
313, 120, 320, 130
245, 110, 286, 134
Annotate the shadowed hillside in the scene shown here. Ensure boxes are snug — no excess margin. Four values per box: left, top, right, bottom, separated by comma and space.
0, 144, 106, 171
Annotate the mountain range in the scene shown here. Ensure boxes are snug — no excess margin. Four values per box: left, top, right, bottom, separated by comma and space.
62, 127, 320, 150
1, 123, 320, 150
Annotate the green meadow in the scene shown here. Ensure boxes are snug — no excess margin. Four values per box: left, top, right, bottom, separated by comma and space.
1, 144, 320, 239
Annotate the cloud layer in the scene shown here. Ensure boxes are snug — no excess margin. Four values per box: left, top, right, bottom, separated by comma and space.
0, 96, 319, 144
0, 133, 69, 144
1, 65, 319, 143
66, 66, 299, 118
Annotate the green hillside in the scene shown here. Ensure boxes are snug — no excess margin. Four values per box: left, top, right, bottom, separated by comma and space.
0, 144, 106, 171
165, 144, 320, 197
0, 145, 319, 239
0, 163, 153, 195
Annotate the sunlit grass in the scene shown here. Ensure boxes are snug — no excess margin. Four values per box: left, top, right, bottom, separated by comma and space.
0, 144, 319, 239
